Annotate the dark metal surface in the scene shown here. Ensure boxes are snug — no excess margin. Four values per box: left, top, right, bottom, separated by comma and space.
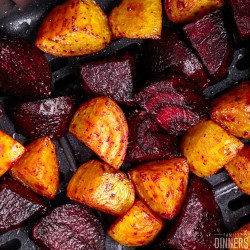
0, 0, 250, 249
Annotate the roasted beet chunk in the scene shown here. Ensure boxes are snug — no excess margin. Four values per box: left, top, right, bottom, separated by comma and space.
230, 0, 250, 39
0, 177, 47, 232
32, 204, 105, 250
135, 75, 209, 135
79, 55, 135, 105
142, 28, 211, 90
125, 110, 180, 162
156, 175, 224, 250
9, 96, 76, 140
183, 10, 233, 81
0, 36, 52, 98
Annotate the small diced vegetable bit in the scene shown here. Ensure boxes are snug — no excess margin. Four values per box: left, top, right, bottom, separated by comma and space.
69, 97, 128, 169
181, 120, 243, 178
35, 0, 111, 57
228, 223, 250, 250
225, 145, 250, 195
128, 158, 189, 219
67, 159, 135, 216
109, 0, 162, 39
211, 81, 250, 139
165, 0, 225, 23
10, 136, 59, 199
108, 199, 164, 246
0, 130, 25, 178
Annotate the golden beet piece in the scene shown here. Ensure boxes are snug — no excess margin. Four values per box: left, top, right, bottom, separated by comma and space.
108, 199, 164, 246
165, 0, 225, 23
228, 223, 250, 250
69, 97, 128, 169
0, 130, 25, 178
35, 0, 111, 57
109, 0, 162, 39
181, 120, 243, 178
211, 81, 250, 139
67, 159, 135, 216
128, 158, 189, 219
10, 137, 59, 199
225, 145, 250, 195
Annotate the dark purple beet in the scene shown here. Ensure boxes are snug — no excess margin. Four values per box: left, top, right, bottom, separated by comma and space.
183, 10, 233, 81
0, 177, 47, 232
142, 29, 211, 90
79, 55, 135, 105
156, 175, 225, 250
32, 204, 105, 250
230, 0, 250, 40
9, 96, 76, 140
0, 36, 52, 98
125, 110, 180, 162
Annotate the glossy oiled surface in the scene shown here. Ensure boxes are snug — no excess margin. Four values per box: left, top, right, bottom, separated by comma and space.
69, 96, 128, 169
10, 136, 59, 199
108, 199, 164, 246
181, 120, 244, 178
67, 159, 135, 216
128, 158, 189, 219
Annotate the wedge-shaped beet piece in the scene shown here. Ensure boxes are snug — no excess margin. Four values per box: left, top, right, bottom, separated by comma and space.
79, 55, 135, 105
0, 130, 25, 178
184, 10, 232, 81
69, 97, 128, 169
211, 81, 250, 139
108, 199, 164, 246
181, 120, 244, 178
128, 158, 189, 219
67, 159, 135, 216
165, 0, 225, 23
10, 137, 59, 199
230, 0, 250, 40
142, 28, 211, 90
225, 145, 250, 195
0, 178, 47, 232
0, 36, 51, 97
9, 96, 76, 140
109, 0, 162, 39
33, 204, 105, 250
125, 110, 180, 162
35, 0, 111, 57
156, 175, 224, 250
228, 223, 250, 249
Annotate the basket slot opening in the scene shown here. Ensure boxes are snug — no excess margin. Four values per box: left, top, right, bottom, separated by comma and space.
228, 194, 250, 211
236, 56, 250, 71
237, 214, 250, 229
0, 239, 21, 250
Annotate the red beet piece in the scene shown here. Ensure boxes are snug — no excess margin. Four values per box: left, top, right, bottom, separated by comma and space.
0, 36, 52, 98
32, 204, 105, 250
142, 29, 211, 90
0, 177, 47, 232
125, 110, 180, 162
230, 0, 250, 40
156, 175, 224, 250
184, 10, 233, 81
9, 96, 76, 140
79, 55, 135, 105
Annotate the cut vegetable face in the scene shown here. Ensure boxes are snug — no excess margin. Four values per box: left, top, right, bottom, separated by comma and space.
165, 0, 225, 23
225, 145, 250, 195
181, 120, 243, 178
128, 158, 189, 219
108, 199, 164, 247
0, 130, 25, 178
211, 81, 250, 139
109, 0, 162, 39
67, 159, 135, 216
35, 0, 111, 57
69, 97, 128, 169
10, 137, 59, 199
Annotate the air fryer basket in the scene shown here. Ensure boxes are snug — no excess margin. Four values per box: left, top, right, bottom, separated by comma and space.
0, 0, 250, 249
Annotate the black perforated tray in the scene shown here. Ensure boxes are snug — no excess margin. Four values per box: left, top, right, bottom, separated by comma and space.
0, 0, 250, 249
